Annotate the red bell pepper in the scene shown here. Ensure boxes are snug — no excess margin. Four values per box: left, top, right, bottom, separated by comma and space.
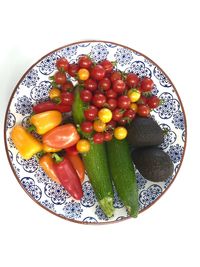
33, 101, 72, 114
52, 153, 83, 200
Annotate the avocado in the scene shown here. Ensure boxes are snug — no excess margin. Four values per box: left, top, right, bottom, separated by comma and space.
127, 117, 164, 148
132, 147, 174, 182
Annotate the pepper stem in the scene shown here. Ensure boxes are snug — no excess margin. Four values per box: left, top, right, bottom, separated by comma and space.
27, 125, 36, 132
52, 153, 63, 163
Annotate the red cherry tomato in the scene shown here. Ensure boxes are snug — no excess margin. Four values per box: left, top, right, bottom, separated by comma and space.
112, 108, 124, 121
113, 80, 126, 94
80, 89, 92, 102
54, 71, 67, 85
124, 109, 136, 121
106, 89, 117, 98
78, 56, 92, 69
61, 92, 74, 105
98, 78, 111, 91
93, 132, 104, 144
65, 145, 78, 156
100, 60, 114, 73
106, 119, 116, 130
126, 73, 139, 88
61, 81, 74, 92
92, 93, 106, 108
81, 121, 93, 133
84, 105, 98, 121
84, 78, 97, 91
117, 95, 131, 109
68, 64, 79, 77
118, 117, 127, 125
56, 58, 69, 72
147, 95, 160, 108
91, 65, 106, 81
137, 104, 150, 117
110, 71, 122, 83
104, 131, 113, 141
137, 95, 148, 105
106, 98, 117, 111
141, 77, 154, 92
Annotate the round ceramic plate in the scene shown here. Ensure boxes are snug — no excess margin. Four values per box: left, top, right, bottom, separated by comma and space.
4, 41, 187, 224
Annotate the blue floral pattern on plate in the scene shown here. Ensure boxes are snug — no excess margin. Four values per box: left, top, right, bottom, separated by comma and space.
5, 41, 186, 224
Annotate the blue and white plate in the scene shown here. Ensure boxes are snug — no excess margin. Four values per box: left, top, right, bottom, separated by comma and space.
4, 41, 187, 224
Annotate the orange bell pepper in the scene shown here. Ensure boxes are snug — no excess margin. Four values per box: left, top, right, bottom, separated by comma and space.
67, 154, 85, 183
30, 110, 62, 135
43, 124, 80, 149
11, 125, 43, 160
42, 143, 61, 153
39, 154, 61, 184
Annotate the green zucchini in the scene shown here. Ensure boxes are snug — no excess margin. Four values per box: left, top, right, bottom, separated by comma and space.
106, 138, 139, 218
72, 87, 114, 218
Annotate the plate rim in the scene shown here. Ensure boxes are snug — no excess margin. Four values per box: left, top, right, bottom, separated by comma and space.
4, 40, 188, 225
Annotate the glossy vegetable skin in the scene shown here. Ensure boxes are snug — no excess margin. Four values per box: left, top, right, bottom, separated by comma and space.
53, 155, 83, 200
67, 154, 85, 183
11, 125, 43, 160
39, 154, 60, 184
30, 110, 62, 135
32, 101, 72, 113
43, 124, 80, 149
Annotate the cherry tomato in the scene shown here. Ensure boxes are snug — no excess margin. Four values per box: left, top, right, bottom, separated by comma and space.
77, 68, 90, 81
147, 95, 160, 108
93, 120, 106, 132
84, 105, 98, 121
104, 131, 113, 141
106, 120, 116, 130
61, 81, 74, 92
78, 56, 92, 69
112, 108, 124, 121
93, 132, 104, 144
106, 98, 117, 111
110, 71, 122, 83
54, 71, 67, 85
100, 60, 114, 73
114, 127, 127, 140
98, 78, 111, 91
84, 78, 97, 91
113, 80, 126, 94
68, 64, 79, 77
61, 91, 74, 105
76, 139, 90, 153
137, 95, 148, 105
130, 103, 138, 112
49, 88, 61, 99
118, 117, 127, 126
124, 109, 136, 121
137, 104, 150, 117
56, 58, 69, 72
106, 89, 117, 98
65, 145, 78, 156
92, 93, 106, 108
141, 77, 154, 92
126, 73, 139, 88
81, 121, 93, 133
98, 108, 112, 123
117, 95, 131, 109
127, 89, 141, 102
80, 89, 92, 102
91, 65, 106, 81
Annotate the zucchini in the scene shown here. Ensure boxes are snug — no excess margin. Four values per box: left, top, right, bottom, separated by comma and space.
106, 138, 139, 218
72, 87, 114, 217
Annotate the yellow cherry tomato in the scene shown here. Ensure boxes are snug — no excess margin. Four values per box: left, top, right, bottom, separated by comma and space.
127, 89, 141, 103
49, 87, 61, 100
76, 139, 90, 153
130, 103, 138, 112
114, 127, 127, 140
77, 68, 90, 81
98, 108, 112, 123
93, 120, 106, 132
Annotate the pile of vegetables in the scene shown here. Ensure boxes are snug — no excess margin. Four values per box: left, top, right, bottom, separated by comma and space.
11, 55, 166, 219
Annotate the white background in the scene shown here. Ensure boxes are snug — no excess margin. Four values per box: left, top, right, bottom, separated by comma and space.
0, 0, 199, 266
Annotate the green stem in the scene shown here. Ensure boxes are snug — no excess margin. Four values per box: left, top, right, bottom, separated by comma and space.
52, 153, 63, 163
27, 125, 36, 132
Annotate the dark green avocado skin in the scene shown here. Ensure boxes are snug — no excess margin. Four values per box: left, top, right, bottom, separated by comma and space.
127, 117, 164, 148
132, 147, 174, 182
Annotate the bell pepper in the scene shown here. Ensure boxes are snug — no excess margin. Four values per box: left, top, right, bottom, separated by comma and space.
52, 153, 83, 200
43, 124, 80, 149
39, 154, 60, 184
42, 143, 61, 153
67, 154, 85, 183
32, 101, 72, 114
11, 125, 43, 160
30, 110, 62, 135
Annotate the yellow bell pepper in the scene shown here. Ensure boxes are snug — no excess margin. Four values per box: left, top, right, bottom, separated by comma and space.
30, 110, 62, 135
42, 143, 61, 153
11, 125, 43, 160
